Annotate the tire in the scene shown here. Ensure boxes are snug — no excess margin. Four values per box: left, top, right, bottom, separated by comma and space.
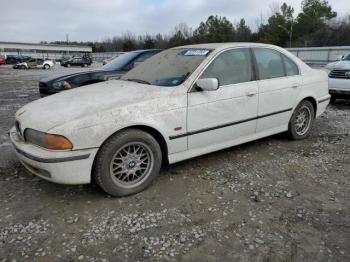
20, 65, 26, 70
330, 95, 337, 104
287, 100, 315, 140
43, 64, 50, 70
93, 129, 162, 197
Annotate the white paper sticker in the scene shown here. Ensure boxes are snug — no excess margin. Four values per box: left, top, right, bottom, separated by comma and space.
183, 50, 210, 56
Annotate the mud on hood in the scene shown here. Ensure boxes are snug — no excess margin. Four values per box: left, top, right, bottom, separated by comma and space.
15, 80, 172, 132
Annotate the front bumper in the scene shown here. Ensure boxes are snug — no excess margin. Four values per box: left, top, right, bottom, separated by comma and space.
329, 78, 350, 96
9, 127, 98, 185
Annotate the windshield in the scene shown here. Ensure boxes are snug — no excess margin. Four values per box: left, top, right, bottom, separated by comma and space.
343, 53, 350, 61
121, 48, 211, 87
102, 52, 139, 70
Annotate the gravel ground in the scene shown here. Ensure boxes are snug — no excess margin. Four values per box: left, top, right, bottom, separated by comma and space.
0, 65, 349, 262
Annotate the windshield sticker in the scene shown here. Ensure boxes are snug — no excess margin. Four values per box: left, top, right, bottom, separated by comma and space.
180, 49, 210, 56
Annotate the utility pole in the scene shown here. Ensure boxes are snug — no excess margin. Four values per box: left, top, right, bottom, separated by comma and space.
66, 34, 69, 44
278, 22, 293, 48
277, 16, 295, 48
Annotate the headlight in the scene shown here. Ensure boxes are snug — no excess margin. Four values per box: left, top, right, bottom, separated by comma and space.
24, 129, 73, 150
52, 81, 72, 90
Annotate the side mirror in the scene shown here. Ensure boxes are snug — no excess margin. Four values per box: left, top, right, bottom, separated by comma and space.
337, 55, 344, 61
195, 78, 219, 91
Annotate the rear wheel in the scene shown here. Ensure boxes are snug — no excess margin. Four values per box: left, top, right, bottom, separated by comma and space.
93, 129, 162, 197
287, 100, 315, 140
43, 64, 50, 70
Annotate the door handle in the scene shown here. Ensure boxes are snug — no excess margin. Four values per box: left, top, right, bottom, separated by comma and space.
291, 85, 299, 89
246, 91, 257, 97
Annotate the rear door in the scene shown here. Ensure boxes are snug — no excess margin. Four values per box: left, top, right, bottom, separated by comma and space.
187, 48, 259, 150
252, 48, 301, 133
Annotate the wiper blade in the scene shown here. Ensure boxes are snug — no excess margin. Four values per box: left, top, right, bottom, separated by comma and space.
125, 78, 151, 85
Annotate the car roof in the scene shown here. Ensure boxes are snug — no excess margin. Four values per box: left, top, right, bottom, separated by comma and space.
173, 42, 279, 51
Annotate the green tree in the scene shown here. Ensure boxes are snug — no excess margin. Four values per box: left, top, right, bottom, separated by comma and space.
258, 3, 295, 46
236, 19, 252, 42
193, 15, 235, 43
294, 0, 337, 45
143, 35, 155, 49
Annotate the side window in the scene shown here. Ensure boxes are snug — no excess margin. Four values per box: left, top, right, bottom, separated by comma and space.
282, 55, 299, 76
253, 48, 285, 80
200, 48, 253, 86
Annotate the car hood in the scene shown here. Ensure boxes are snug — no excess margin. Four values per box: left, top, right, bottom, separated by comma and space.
325, 60, 350, 70
16, 80, 173, 132
39, 69, 108, 83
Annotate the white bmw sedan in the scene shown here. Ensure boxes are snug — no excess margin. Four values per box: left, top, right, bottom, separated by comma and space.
10, 43, 330, 196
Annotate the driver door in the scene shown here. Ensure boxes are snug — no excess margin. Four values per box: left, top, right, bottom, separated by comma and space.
187, 48, 259, 150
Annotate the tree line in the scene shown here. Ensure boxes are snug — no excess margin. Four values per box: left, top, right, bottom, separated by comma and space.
50, 0, 350, 52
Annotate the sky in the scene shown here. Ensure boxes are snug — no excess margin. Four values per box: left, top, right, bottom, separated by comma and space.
0, 0, 349, 43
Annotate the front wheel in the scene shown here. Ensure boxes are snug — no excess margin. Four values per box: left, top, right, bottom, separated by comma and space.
93, 129, 162, 197
287, 100, 315, 140
43, 64, 50, 69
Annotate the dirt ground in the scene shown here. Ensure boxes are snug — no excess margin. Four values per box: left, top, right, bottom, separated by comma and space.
0, 64, 349, 262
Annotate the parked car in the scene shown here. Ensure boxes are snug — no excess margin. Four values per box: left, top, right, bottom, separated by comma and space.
325, 53, 350, 103
61, 57, 92, 67
6, 55, 31, 64
10, 43, 330, 197
39, 49, 161, 96
13, 58, 54, 69
0, 55, 5, 65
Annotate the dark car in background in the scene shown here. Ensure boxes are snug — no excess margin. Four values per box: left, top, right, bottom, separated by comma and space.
61, 56, 92, 67
5, 55, 31, 64
39, 49, 161, 96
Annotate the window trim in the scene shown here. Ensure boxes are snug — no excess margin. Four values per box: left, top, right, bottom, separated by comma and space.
189, 47, 256, 92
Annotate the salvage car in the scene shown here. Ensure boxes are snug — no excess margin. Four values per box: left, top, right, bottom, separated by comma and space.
10, 43, 330, 197
39, 49, 161, 96
326, 53, 350, 102
13, 58, 54, 69
6, 55, 31, 64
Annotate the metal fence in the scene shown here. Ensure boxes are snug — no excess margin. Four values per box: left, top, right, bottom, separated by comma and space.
92, 52, 125, 62
287, 46, 350, 66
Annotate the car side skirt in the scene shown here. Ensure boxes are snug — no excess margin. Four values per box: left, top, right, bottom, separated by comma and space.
168, 125, 288, 164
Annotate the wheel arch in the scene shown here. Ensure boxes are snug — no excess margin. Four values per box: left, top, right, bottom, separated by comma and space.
94, 124, 169, 168
302, 96, 317, 117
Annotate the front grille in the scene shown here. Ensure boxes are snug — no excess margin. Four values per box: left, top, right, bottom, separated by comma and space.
329, 69, 350, 79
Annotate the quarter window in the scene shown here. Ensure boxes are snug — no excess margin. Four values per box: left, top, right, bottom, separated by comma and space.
253, 48, 285, 80
201, 48, 253, 86
283, 55, 299, 76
